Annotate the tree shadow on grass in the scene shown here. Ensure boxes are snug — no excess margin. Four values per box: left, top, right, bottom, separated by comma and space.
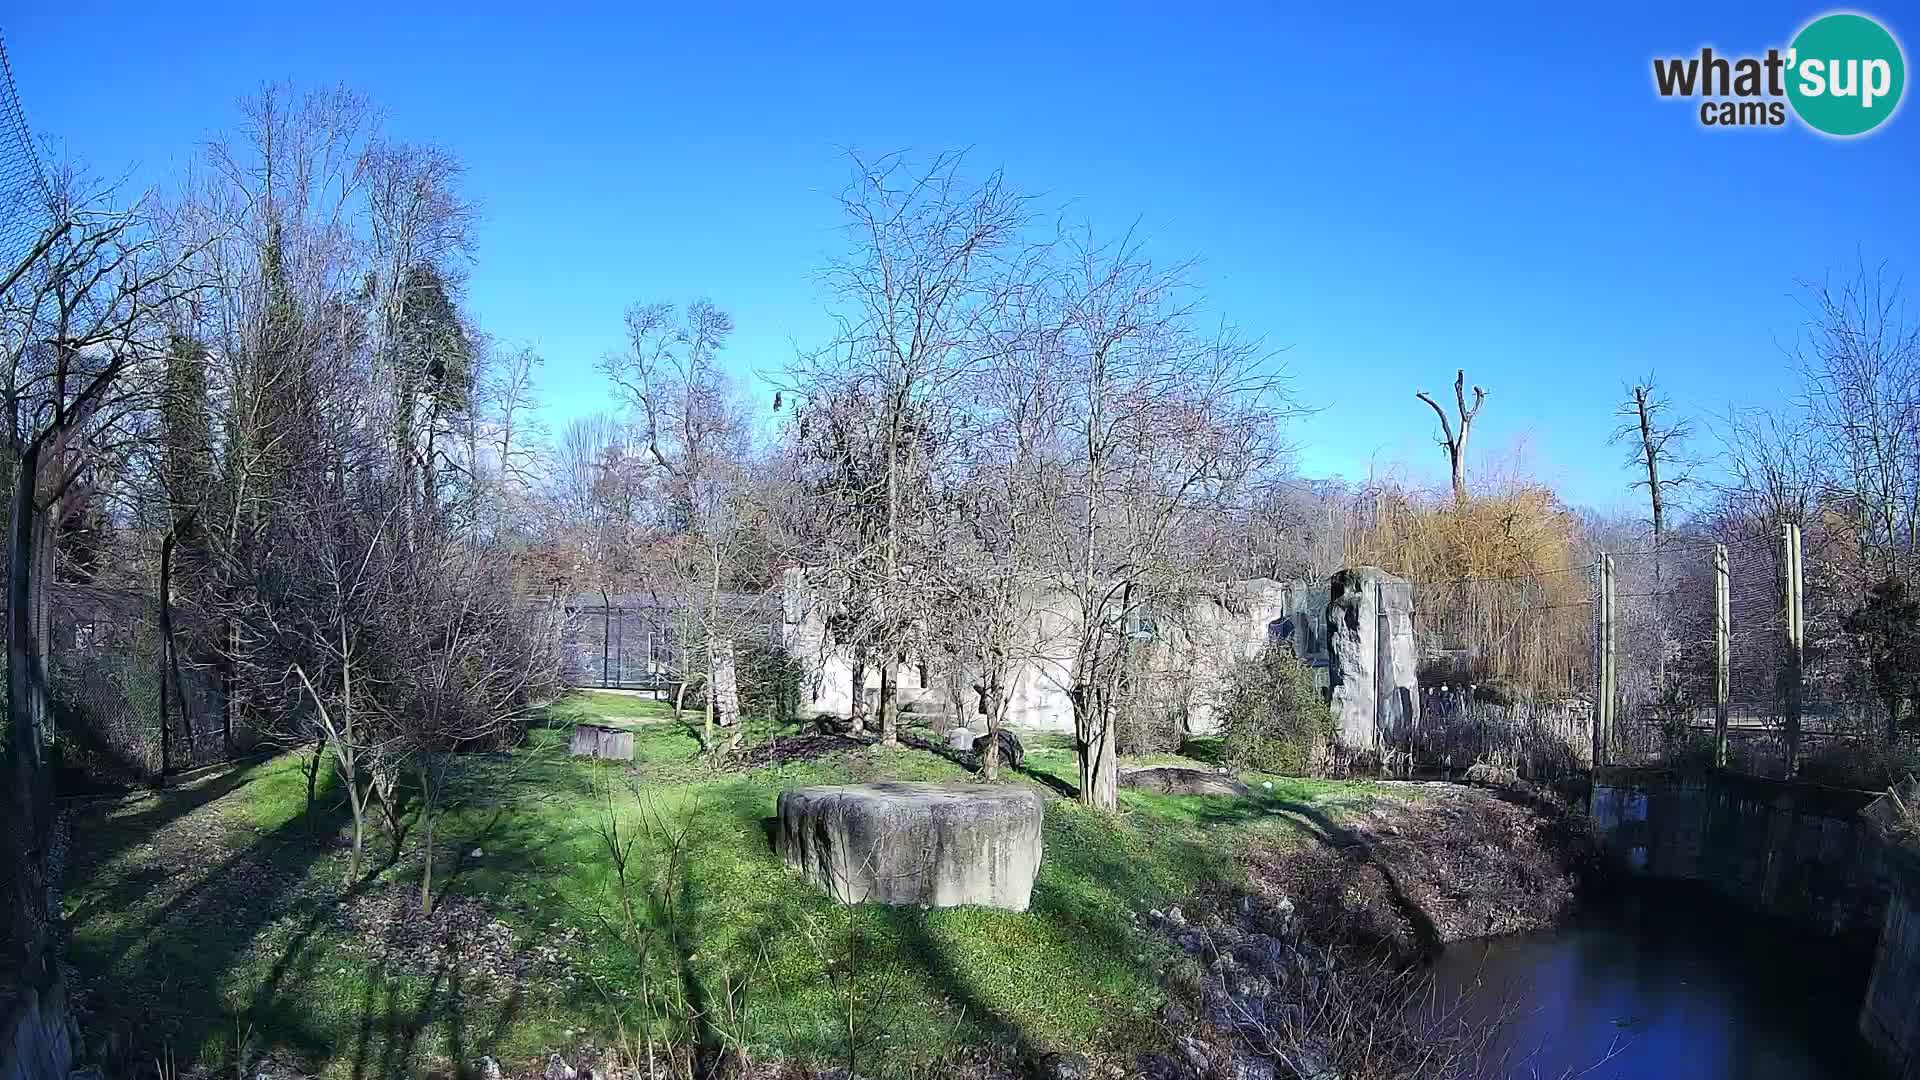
880, 906, 1045, 1076
63, 758, 265, 873
70, 774, 366, 1072
895, 729, 1081, 799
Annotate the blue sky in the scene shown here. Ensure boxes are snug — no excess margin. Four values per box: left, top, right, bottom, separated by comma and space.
7, 2, 1916, 512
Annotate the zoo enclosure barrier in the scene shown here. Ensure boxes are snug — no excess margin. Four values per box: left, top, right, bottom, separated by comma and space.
1597, 526, 1913, 783
548, 591, 782, 694
45, 582, 242, 788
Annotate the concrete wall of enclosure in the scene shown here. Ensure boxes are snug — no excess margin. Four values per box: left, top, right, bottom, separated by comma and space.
1861, 780, 1920, 1078
1589, 767, 1890, 937
1862, 852, 1920, 1078
1592, 771, 1920, 1077
782, 566, 1428, 754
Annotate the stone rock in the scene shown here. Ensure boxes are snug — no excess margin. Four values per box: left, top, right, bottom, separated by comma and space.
776, 782, 1046, 911
544, 1053, 577, 1080
473, 1057, 503, 1080
1120, 766, 1250, 797
569, 722, 635, 760
1464, 762, 1518, 788
1230, 933, 1290, 976
1175, 1035, 1213, 1073
1325, 567, 1418, 760
1042, 1051, 1093, 1080
947, 728, 978, 752
1276, 1039, 1340, 1080
1232, 1057, 1277, 1080
974, 728, 1025, 770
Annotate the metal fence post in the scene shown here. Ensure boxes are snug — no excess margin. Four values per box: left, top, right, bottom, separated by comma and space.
1714, 543, 1730, 768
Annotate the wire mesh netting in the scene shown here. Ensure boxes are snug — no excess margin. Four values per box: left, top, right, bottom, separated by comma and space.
48, 583, 236, 787
1608, 541, 1730, 768
0, 31, 52, 274
1601, 528, 1907, 781
554, 592, 781, 690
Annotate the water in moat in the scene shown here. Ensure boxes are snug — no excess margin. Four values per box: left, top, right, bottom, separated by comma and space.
1430, 883, 1882, 1079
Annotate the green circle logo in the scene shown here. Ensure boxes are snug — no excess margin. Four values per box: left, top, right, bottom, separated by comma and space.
1787, 12, 1906, 136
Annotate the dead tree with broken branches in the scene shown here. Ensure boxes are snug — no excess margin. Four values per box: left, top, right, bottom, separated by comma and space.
1417, 369, 1486, 504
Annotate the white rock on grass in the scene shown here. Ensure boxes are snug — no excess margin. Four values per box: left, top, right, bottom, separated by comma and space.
776, 782, 1045, 912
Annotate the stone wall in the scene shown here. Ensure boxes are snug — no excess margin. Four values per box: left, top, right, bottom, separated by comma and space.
781, 569, 1324, 736
0, 973, 73, 1080
1589, 767, 1890, 938
1861, 851, 1920, 1079
1325, 567, 1419, 759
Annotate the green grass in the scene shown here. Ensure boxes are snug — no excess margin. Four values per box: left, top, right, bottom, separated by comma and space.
544, 689, 676, 730
62, 695, 1397, 1078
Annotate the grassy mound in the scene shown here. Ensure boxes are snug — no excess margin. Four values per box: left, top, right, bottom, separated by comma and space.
61, 695, 1389, 1078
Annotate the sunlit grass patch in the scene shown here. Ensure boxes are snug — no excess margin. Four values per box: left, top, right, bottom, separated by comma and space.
62, 689, 1398, 1077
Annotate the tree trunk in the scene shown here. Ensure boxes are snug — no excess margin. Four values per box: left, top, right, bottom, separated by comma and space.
601, 585, 612, 688
983, 670, 1004, 781
304, 735, 324, 843
220, 617, 235, 759
674, 676, 695, 726
6, 441, 54, 987
345, 776, 367, 883
159, 533, 173, 780
1072, 685, 1118, 810
711, 635, 740, 729
878, 659, 898, 747
420, 808, 436, 915
418, 765, 439, 915
158, 529, 195, 773
848, 645, 869, 735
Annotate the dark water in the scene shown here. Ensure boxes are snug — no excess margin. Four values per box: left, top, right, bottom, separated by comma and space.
1429, 884, 1882, 1079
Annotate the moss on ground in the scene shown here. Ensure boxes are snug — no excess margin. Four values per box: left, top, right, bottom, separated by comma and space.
61, 696, 1400, 1078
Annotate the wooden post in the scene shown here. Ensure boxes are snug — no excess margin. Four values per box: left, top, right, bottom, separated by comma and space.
1714, 543, 1730, 769
1594, 554, 1615, 769
1782, 523, 1805, 777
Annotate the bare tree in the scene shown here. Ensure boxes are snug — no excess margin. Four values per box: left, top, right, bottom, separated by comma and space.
1416, 369, 1486, 503
1612, 375, 1695, 543
1709, 405, 1820, 539
599, 299, 757, 749
785, 152, 1035, 749
933, 302, 1060, 779
373, 532, 557, 911
3, 168, 207, 986
1795, 265, 1920, 579
476, 341, 548, 537
1042, 229, 1291, 809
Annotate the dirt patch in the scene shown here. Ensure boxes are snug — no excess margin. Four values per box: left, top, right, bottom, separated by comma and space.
1134, 781, 1607, 1080
331, 883, 582, 991
1245, 782, 1603, 959
721, 734, 870, 770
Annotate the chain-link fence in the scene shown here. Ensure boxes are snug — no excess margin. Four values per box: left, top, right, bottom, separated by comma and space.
1600, 528, 1913, 784
553, 591, 781, 692
47, 583, 237, 789
0, 30, 51, 273
1398, 522, 1920, 785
